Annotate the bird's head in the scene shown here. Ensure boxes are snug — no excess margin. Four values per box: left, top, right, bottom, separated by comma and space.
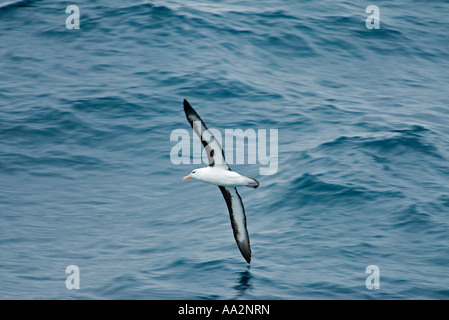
182, 168, 202, 181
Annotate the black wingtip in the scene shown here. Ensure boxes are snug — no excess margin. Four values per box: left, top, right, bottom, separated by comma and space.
241, 246, 251, 264
183, 99, 192, 112
183, 99, 198, 120
247, 177, 259, 189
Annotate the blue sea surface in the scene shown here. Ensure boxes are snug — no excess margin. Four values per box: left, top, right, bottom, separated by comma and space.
1, 0, 449, 299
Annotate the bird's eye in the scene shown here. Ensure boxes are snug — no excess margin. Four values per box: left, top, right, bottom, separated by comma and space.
192, 170, 196, 174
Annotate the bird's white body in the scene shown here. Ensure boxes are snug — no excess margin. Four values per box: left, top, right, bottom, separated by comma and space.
189, 166, 258, 188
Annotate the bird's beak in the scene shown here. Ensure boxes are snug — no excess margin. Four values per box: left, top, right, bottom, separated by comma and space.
182, 174, 192, 181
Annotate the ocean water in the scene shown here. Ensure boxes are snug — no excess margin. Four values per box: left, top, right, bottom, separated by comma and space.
1, 0, 449, 300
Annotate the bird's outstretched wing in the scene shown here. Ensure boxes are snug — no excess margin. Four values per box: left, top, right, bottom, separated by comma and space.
219, 186, 251, 264
184, 99, 252, 263
183, 99, 229, 170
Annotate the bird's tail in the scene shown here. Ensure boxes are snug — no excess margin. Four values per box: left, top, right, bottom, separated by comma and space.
245, 176, 259, 189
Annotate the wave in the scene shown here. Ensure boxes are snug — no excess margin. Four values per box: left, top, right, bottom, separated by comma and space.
319, 125, 443, 159
104, 2, 182, 24
112, 2, 316, 59
392, 203, 439, 233
0, 151, 106, 176
70, 96, 149, 118
178, 77, 281, 101
0, 107, 111, 144
0, 0, 33, 10
266, 172, 403, 211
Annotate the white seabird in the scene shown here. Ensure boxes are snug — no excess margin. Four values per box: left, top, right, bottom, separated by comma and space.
182, 99, 259, 264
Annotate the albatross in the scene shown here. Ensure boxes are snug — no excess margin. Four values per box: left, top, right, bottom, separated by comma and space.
182, 99, 259, 264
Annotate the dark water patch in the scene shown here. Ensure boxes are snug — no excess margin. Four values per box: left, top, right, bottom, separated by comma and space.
105, 3, 186, 31
71, 97, 145, 115
0, 106, 115, 148
307, 281, 360, 298
317, 80, 347, 90
261, 32, 315, 57
0, 0, 34, 11
269, 173, 401, 211
392, 204, 438, 233
92, 273, 146, 299
354, 24, 406, 42
0, 152, 107, 175
228, 9, 300, 21
0, 124, 63, 143
362, 126, 441, 158
319, 125, 442, 159
178, 78, 257, 100
439, 195, 449, 207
